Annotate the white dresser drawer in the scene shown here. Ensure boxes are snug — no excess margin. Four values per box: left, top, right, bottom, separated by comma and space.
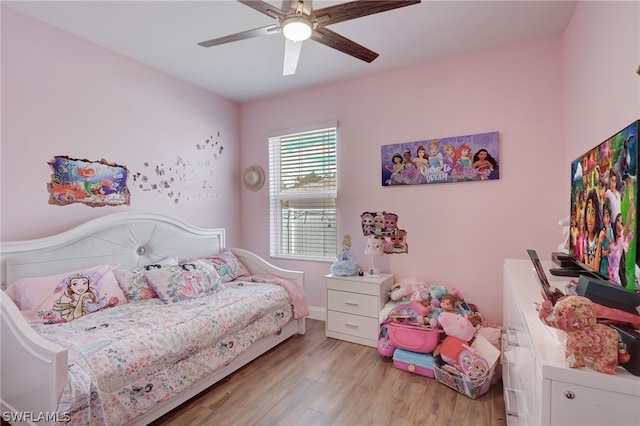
326, 310, 379, 340
550, 380, 640, 425
327, 289, 378, 317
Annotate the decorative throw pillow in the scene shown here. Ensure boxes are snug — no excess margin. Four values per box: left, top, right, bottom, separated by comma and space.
192, 250, 250, 283
143, 259, 225, 303
6, 264, 127, 325
114, 256, 179, 301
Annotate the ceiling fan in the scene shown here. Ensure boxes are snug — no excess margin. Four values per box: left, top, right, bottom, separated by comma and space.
197, 0, 422, 76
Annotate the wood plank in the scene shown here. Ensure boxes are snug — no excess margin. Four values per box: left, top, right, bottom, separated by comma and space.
151, 319, 507, 426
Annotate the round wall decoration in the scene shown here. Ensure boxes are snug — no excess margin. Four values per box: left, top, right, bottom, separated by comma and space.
243, 165, 265, 192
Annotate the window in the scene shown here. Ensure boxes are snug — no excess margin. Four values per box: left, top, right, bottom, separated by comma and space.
268, 122, 337, 260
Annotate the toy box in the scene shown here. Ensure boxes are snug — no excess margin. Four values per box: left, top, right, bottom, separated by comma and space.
433, 335, 500, 399
386, 322, 443, 353
393, 348, 435, 378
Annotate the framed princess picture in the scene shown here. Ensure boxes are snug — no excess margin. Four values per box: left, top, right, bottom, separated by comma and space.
381, 131, 499, 186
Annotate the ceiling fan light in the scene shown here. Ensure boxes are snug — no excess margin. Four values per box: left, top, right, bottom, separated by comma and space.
282, 18, 312, 42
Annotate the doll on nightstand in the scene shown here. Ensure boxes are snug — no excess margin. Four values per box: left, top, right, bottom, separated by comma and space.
330, 234, 360, 276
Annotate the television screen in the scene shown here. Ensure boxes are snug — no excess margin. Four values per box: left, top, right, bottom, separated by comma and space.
569, 120, 639, 292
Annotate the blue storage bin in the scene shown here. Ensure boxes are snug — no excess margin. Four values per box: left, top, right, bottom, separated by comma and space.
392, 348, 435, 378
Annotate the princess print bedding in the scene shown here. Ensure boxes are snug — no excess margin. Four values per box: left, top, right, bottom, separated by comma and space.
30, 278, 300, 425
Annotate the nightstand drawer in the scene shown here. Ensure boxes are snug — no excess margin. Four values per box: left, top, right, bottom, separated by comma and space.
327, 311, 379, 340
326, 274, 393, 296
325, 273, 394, 347
328, 289, 378, 317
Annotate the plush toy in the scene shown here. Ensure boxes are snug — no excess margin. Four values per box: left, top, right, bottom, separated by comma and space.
538, 296, 619, 375
429, 285, 448, 307
390, 281, 413, 302
433, 311, 477, 368
391, 278, 427, 302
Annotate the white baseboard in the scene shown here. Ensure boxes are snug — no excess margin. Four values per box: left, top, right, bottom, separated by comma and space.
307, 306, 326, 322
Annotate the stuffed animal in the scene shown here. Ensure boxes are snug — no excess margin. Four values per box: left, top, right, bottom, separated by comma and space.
433, 311, 476, 368
390, 278, 427, 303
429, 285, 448, 307
538, 296, 619, 375
390, 281, 413, 302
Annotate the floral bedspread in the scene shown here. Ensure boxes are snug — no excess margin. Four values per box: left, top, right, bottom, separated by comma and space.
32, 279, 302, 425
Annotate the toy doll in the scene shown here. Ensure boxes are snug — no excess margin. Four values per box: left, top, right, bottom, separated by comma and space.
439, 294, 459, 313
330, 234, 360, 276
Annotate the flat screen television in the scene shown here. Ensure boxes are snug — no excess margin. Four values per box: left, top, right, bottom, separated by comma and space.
569, 120, 639, 292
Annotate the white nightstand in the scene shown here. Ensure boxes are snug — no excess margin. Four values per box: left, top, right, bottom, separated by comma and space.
325, 273, 394, 347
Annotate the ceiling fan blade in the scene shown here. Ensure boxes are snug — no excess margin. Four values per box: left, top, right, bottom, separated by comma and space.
310, 28, 378, 63
198, 25, 278, 47
238, 0, 286, 19
313, 0, 421, 26
283, 39, 303, 75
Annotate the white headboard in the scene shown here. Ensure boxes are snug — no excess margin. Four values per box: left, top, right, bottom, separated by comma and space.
1, 212, 225, 289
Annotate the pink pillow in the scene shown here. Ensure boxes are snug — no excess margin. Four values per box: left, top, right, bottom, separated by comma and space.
7, 264, 127, 325
114, 256, 179, 301
192, 250, 250, 283
143, 259, 225, 303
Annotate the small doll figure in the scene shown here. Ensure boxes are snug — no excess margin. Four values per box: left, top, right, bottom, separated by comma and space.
338, 235, 354, 261
330, 234, 360, 276
439, 294, 459, 313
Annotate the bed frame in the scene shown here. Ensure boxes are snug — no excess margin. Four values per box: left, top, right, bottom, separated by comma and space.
0, 211, 305, 426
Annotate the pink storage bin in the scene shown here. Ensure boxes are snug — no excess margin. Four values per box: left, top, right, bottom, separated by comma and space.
387, 322, 443, 353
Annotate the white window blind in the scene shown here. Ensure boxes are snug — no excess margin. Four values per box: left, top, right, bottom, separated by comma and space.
269, 123, 337, 260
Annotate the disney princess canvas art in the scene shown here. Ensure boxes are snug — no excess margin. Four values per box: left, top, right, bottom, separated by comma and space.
381, 131, 499, 186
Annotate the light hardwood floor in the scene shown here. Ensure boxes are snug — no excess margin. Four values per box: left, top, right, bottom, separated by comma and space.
151, 319, 507, 426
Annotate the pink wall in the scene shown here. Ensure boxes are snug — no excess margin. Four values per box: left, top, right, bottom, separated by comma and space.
240, 37, 566, 323
1, 7, 242, 243
563, 1, 640, 167
3, 2, 637, 325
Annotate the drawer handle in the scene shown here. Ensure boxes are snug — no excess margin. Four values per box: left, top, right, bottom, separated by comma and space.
503, 387, 521, 418
564, 390, 575, 399
345, 322, 359, 328
504, 327, 521, 347
345, 301, 359, 307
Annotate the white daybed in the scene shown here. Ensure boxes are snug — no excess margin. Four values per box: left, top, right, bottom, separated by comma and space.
0, 211, 306, 425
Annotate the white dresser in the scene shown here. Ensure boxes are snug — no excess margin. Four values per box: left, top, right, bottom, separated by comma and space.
325, 273, 394, 347
503, 259, 640, 426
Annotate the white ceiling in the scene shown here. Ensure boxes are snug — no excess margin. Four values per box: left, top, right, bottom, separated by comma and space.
4, 0, 577, 104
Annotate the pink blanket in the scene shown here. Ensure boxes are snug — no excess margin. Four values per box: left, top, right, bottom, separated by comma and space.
243, 275, 310, 319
